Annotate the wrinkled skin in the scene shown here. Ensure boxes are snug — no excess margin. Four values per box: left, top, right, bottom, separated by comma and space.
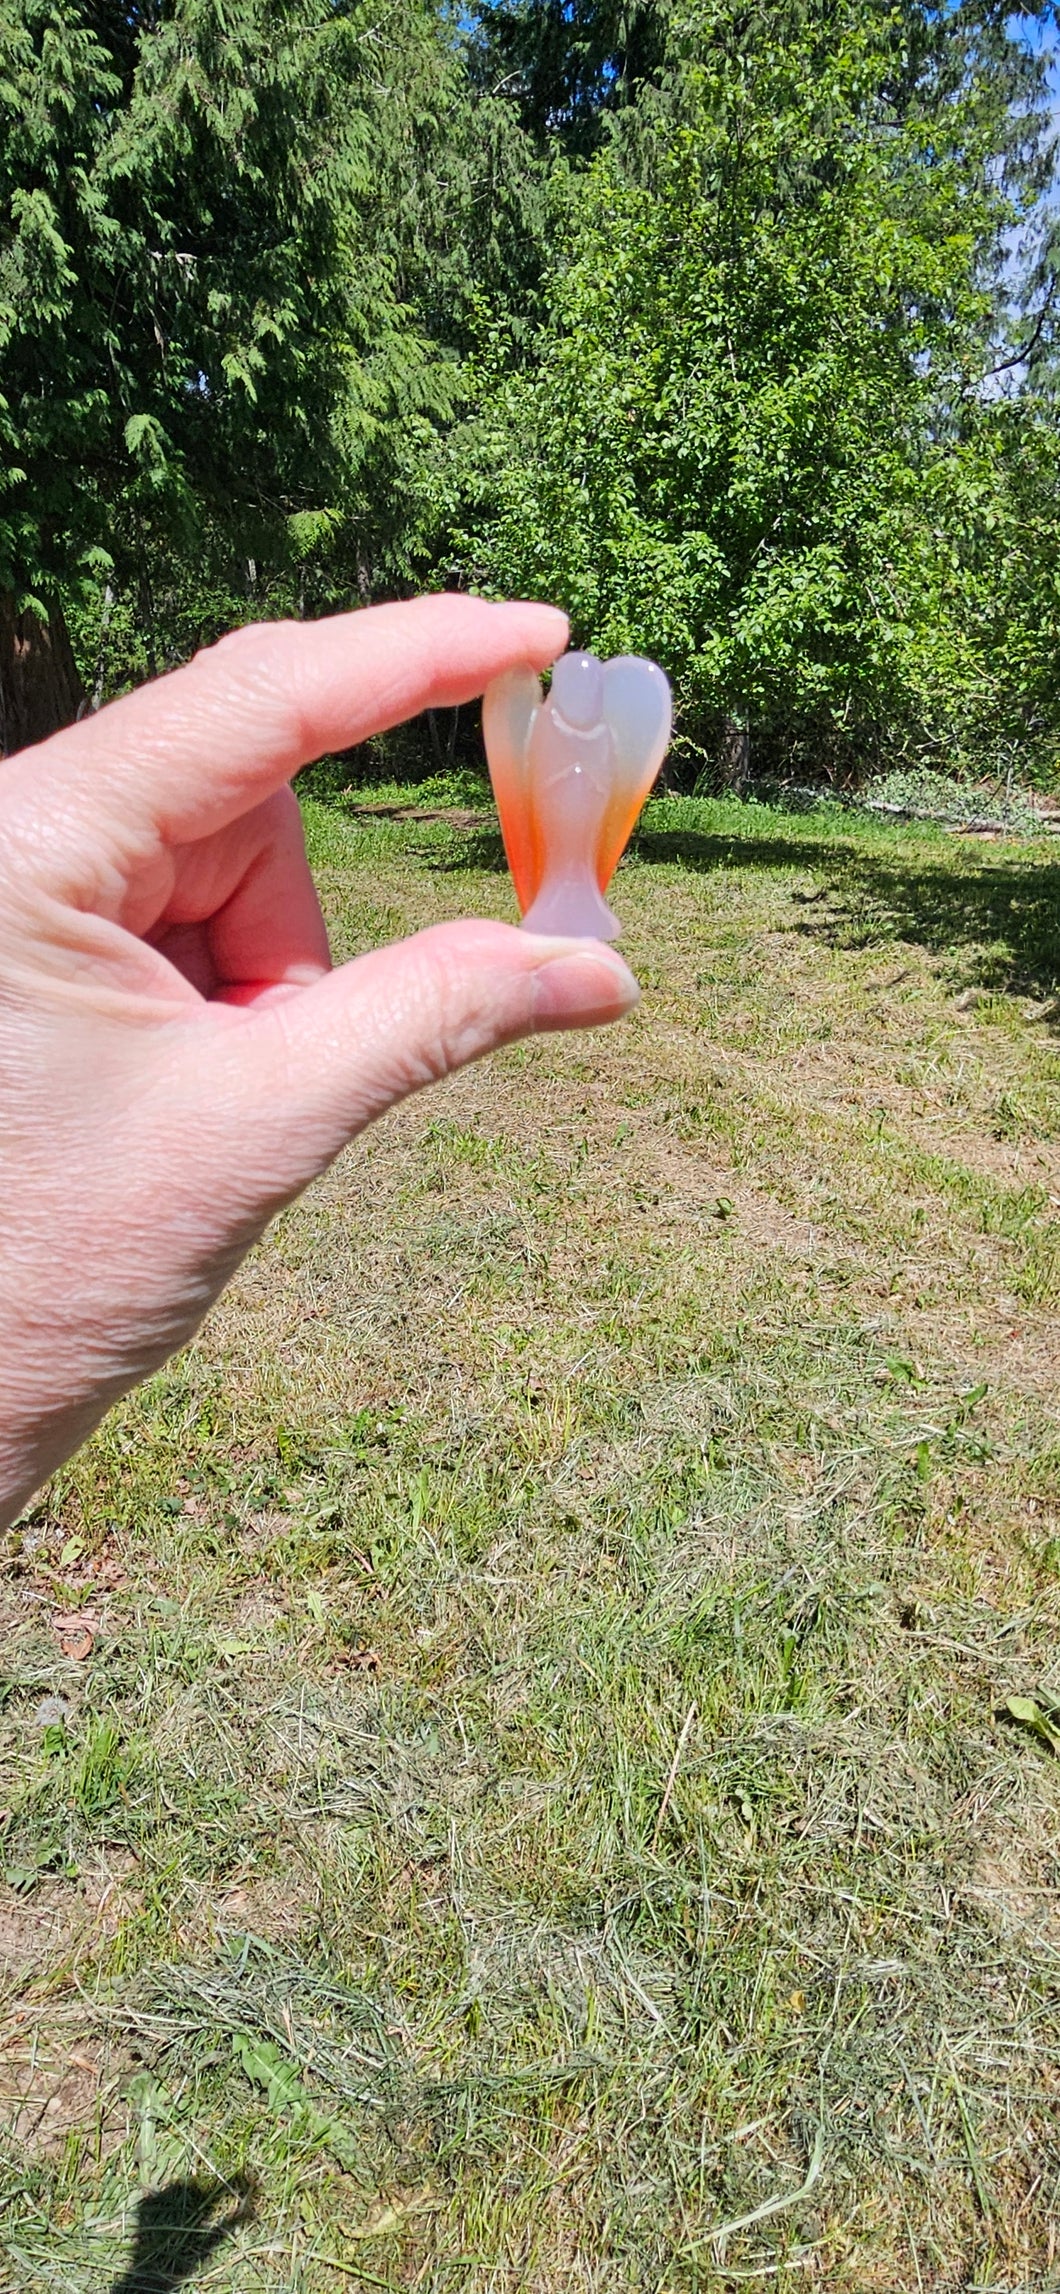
0, 596, 637, 1529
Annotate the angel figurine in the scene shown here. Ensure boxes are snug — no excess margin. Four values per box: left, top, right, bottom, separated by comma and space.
482, 648, 672, 940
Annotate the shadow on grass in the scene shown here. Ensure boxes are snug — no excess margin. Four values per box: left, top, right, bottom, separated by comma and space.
430, 815, 1060, 1003
107, 2176, 256, 2294
658, 828, 1060, 997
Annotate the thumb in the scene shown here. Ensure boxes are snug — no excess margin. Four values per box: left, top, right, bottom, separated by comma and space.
207, 920, 639, 1198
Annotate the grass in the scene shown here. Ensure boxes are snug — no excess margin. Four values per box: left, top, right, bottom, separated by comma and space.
2, 779, 1060, 2292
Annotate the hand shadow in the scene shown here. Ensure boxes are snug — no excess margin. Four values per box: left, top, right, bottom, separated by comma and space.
108, 2175, 256, 2294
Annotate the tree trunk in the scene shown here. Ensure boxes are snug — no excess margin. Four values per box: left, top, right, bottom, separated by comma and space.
717, 715, 750, 792
0, 593, 87, 753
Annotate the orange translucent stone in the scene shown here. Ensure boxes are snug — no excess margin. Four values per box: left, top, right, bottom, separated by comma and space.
482, 649, 672, 940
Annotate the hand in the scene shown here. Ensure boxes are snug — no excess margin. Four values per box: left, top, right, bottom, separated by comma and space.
0, 596, 638, 1528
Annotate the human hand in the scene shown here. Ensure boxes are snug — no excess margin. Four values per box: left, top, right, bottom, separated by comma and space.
0, 596, 638, 1528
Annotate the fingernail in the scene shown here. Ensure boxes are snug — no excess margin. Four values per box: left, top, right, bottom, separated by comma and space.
531, 944, 640, 1029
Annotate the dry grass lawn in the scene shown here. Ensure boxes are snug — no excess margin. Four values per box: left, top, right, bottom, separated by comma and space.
2, 782, 1060, 2292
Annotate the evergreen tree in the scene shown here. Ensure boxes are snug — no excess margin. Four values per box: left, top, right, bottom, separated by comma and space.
468, 0, 668, 154
0, 0, 469, 744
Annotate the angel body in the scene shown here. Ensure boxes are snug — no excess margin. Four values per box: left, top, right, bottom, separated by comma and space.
483, 648, 671, 941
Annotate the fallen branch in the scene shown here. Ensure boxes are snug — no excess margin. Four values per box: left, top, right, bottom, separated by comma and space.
778, 785, 1060, 837
344, 802, 487, 828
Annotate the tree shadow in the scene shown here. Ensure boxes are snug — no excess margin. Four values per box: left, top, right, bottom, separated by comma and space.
415, 821, 507, 875
630, 826, 1060, 1005
428, 813, 1060, 1007
108, 2176, 256, 2294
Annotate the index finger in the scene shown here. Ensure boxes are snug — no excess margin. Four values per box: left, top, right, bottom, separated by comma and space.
9, 596, 568, 854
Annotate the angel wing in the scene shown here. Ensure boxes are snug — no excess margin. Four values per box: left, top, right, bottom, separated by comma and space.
481, 664, 544, 913
594, 657, 672, 894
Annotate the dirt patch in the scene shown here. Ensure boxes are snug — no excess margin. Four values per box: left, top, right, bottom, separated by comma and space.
884, 1293, 1060, 1403
0, 2023, 111, 2154
779, 1035, 1060, 1187
214, 1871, 320, 1944
346, 802, 489, 828
966, 1837, 1060, 1952
0, 1853, 141, 2005
226, 1577, 289, 1633
0, 1883, 86, 1983
963, 1772, 1060, 1953
636, 1132, 834, 1262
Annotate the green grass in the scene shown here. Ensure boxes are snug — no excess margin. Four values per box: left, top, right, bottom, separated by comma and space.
3, 783, 1060, 2291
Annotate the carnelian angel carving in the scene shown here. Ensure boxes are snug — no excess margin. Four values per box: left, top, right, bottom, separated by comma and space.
483, 649, 672, 940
